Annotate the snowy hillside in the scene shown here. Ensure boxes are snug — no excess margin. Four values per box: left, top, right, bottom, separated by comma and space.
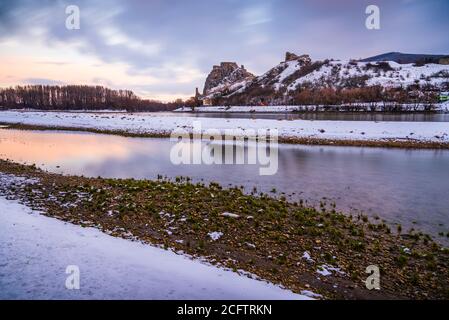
280, 60, 449, 91
199, 52, 449, 106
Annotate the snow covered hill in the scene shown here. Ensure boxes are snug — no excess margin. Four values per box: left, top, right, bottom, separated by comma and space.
199, 52, 449, 106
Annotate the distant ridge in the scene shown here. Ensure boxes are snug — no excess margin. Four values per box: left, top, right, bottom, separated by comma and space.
360, 52, 449, 64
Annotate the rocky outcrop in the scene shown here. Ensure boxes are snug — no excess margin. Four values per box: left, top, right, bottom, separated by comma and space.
285, 52, 311, 65
284, 52, 299, 62
203, 62, 254, 96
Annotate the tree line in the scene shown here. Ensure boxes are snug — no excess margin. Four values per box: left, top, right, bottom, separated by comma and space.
213, 84, 442, 108
291, 86, 438, 106
0, 85, 193, 112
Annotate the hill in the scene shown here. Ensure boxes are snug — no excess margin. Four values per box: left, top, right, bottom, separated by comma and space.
198, 52, 449, 106
360, 52, 449, 65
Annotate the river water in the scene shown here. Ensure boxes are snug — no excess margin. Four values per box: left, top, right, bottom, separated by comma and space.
1, 128, 448, 241
154, 112, 449, 122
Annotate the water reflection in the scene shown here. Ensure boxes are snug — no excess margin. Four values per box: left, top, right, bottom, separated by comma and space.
170, 138, 278, 176
155, 112, 449, 122
1, 129, 448, 240
0, 130, 158, 171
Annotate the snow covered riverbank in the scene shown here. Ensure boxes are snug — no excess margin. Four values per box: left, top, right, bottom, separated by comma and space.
0, 195, 310, 300
0, 110, 448, 144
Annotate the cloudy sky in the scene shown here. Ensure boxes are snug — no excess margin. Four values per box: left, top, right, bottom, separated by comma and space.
1, 0, 448, 101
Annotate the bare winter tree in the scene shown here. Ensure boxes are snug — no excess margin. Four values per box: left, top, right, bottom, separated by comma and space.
0, 85, 188, 112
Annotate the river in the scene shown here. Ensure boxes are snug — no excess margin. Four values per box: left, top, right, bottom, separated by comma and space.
1, 128, 448, 241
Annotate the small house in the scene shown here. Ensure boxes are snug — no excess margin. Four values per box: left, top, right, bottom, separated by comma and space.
202, 98, 213, 106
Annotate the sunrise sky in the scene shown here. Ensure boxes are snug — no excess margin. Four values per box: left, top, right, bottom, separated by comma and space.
1, 0, 448, 101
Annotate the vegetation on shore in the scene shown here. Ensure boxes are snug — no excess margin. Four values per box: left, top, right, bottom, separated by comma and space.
1, 159, 448, 300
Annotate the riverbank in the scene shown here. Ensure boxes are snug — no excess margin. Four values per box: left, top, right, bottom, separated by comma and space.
175, 102, 449, 113
1, 159, 448, 299
1, 111, 449, 149
0, 195, 308, 300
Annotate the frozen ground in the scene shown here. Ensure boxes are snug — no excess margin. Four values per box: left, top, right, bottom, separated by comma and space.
1, 110, 449, 143
0, 195, 309, 300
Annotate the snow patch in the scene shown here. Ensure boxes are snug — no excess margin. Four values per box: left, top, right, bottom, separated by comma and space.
316, 265, 345, 277
0, 196, 311, 299
221, 212, 240, 218
208, 231, 223, 241
302, 251, 314, 263
300, 290, 323, 299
